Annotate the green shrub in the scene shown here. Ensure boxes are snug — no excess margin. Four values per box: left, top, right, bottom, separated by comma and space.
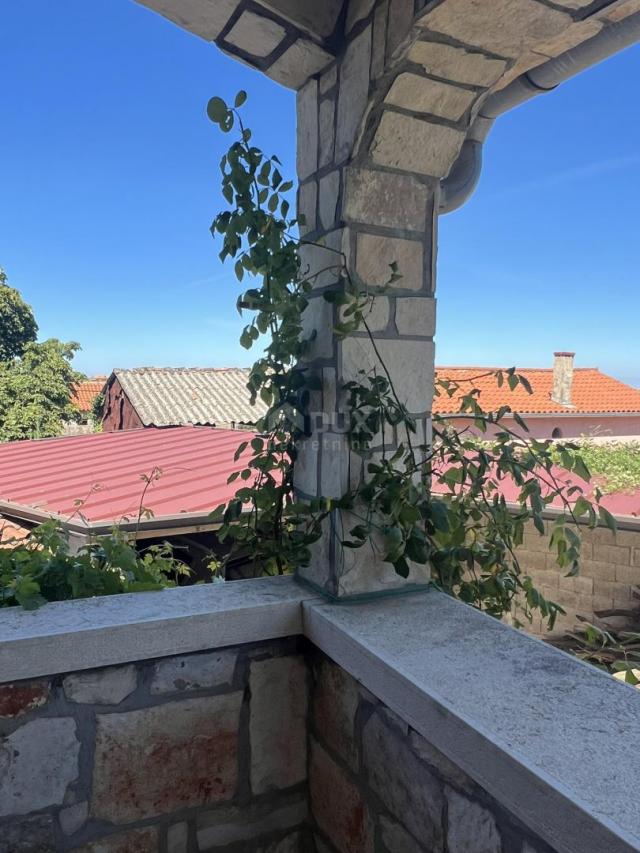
0, 521, 190, 609
557, 440, 640, 494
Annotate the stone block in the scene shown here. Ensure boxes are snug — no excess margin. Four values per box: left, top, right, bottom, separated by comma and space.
225, 11, 286, 57
342, 295, 390, 332
535, 19, 602, 58
363, 710, 443, 846
293, 437, 318, 497
419, 0, 571, 59
409, 729, 475, 793
63, 665, 136, 705
408, 41, 507, 87
318, 170, 341, 230
371, 111, 465, 178
260, 832, 306, 853
336, 26, 372, 161
615, 564, 640, 584
379, 816, 424, 853
395, 296, 435, 336
301, 295, 334, 359
310, 740, 374, 853
320, 433, 350, 499
0, 680, 49, 718
357, 233, 424, 290
250, 656, 308, 793
0, 814, 55, 853
581, 559, 616, 582
256, 0, 342, 39
344, 168, 430, 232
592, 543, 631, 564
73, 827, 158, 853
386, 0, 414, 57
197, 798, 307, 849
341, 337, 435, 413
267, 40, 334, 90
297, 79, 318, 180
299, 241, 341, 289
551, 0, 595, 6
167, 822, 188, 853
137, 0, 238, 42
604, 0, 640, 22
313, 656, 360, 769
59, 801, 88, 836
320, 65, 337, 94
151, 649, 237, 694
298, 180, 317, 234
346, 0, 376, 33
319, 99, 336, 168
371, 0, 388, 78
91, 693, 242, 822
0, 717, 79, 817
446, 788, 501, 853
386, 73, 475, 121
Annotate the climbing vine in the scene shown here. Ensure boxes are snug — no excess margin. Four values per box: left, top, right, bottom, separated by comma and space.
207, 93, 615, 629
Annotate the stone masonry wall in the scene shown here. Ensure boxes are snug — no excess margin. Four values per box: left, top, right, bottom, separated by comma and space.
516, 520, 640, 636
0, 638, 312, 853
308, 651, 557, 853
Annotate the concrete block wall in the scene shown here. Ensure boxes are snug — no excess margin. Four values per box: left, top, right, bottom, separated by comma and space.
515, 520, 640, 635
307, 652, 555, 853
0, 638, 312, 853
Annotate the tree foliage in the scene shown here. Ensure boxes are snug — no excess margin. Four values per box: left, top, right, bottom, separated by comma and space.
0, 268, 38, 361
0, 269, 83, 441
0, 338, 84, 441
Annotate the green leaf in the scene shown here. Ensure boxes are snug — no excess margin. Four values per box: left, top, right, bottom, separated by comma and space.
207, 96, 228, 124
234, 90, 247, 108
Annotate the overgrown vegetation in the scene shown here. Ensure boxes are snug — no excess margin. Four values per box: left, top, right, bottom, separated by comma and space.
0, 520, 189, 610
206, 93, 613, 630
558, 440, 640, 494
0, 267, 85, 441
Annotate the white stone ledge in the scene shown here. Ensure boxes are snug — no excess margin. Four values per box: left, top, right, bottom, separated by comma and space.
303, 591, 640, 853
0, 577, 318, 683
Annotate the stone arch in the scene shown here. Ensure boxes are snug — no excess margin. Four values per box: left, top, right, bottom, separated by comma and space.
137, 0, 640, 596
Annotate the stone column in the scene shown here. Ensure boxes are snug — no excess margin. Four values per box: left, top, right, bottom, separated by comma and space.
294, 10, 437, 599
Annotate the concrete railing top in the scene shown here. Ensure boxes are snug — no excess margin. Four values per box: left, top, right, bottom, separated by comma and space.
2, 577, 639, 853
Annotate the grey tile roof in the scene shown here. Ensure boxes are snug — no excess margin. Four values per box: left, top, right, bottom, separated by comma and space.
114, 367, 268, 427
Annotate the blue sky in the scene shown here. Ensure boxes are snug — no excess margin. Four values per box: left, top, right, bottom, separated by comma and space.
2, 1, 639, 385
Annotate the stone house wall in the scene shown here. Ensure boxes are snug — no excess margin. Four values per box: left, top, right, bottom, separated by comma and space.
516, 520, 640, 635
1, 632, 557, 853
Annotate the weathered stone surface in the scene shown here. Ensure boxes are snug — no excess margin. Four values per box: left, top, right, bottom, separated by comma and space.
604, 0, 640, 22
341, 337, 434, 413
386, 73, 475, 121
137, 0, 238, 41
379, 816, 424, 853
299, 240, 342, 289
342, 295, 390, 332
301, 295, 334, 360
167, 821, 188, 853
446, 788, 501, 853
250, 656, 308, 793
319, 433, 349, 499
419, 0, 571, 59
294, 437, 319, 496
0, 680, 49, 718
63, 665, 136, 705
409, 730, 474, 792
336, 26, 372, 161
313, 656, 360, 769
345, 168, 429, 231
0, 717, 79, 817
151, 649, 237, 694
0, 814, 55, 853
550, 0, 594, 6
318, 170, 341, 230
408, 41, 507, 87
225, 11, 286, 57
357, 233, 424, 290
256, 0, 342, 39
197, 798, 307, 849
387, 0, 414, 57
260, 831, 306, 853
371, 0, 388, 78
297, 79, 318, 180
59, 801, 88, 836
310, 740, 373, 853
371, 111, 465, 178
267, 40, 334, 90
346, 0, 376, 33
320, 64, 337, 94
298, 180, 317, 234
363, 710, 444, 846
319, 99, 336, 168
73, 827, 158, 853
395, 297, 435, 336
534, 18, 602, 59
91, 693, 242, 822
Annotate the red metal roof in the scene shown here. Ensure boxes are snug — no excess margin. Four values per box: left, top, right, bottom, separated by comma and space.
71, 378, 107, 413
434, 367, 640, 415
0, 426, 256, 525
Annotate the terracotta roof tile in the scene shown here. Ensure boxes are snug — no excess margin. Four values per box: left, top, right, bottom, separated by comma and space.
71, 378, 107, 413
433, 368, 640, 415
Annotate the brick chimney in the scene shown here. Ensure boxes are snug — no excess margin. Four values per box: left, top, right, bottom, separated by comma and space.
551, 352, 575, 407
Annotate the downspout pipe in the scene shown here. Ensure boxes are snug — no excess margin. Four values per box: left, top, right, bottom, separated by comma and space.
440, 10, 640, 213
